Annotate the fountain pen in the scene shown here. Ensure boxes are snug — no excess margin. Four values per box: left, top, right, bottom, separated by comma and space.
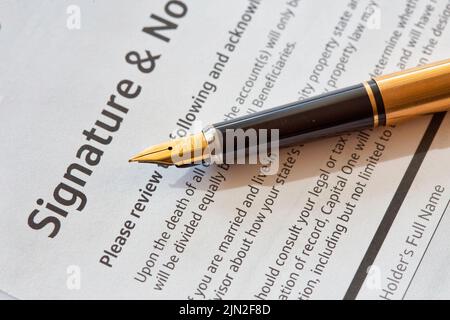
129, 58, 450, 166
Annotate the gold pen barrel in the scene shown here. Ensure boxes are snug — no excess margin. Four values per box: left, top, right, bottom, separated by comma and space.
130, 58, 450, 166
373, 58, 450, 124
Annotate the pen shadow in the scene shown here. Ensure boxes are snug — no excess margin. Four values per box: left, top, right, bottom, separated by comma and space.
169, 114, 449, 191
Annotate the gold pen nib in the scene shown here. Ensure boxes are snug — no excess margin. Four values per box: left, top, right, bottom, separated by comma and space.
129, 132, 209, 166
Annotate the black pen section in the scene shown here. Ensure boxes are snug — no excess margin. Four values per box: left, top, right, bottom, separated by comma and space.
213, 83, 378, 161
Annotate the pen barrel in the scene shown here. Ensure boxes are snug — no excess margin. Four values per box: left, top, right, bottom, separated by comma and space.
374, 58, 450, 124
211, 59, 450, 162
213, 83, 377, 160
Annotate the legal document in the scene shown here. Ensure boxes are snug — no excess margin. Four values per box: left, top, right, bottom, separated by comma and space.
0, 0, 449, 299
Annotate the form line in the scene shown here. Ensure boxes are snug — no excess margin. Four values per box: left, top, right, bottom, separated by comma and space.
402, 198, 450, 300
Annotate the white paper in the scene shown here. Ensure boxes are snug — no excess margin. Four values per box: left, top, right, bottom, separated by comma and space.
0, 0, 449, 299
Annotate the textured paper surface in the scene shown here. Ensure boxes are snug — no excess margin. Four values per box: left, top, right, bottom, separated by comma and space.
0, 0, 449, 299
